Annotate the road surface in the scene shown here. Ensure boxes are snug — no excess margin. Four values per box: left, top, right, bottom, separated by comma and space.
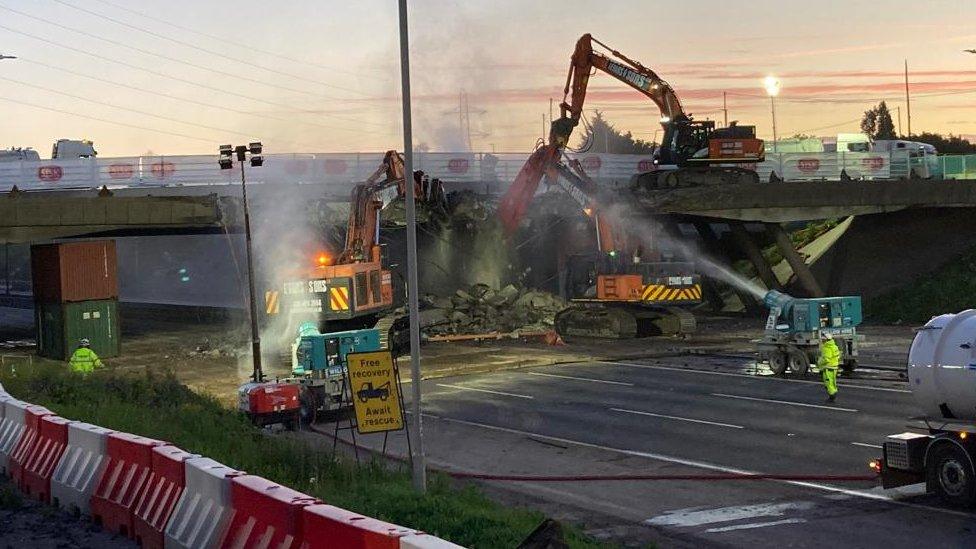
352, 356, 976, 547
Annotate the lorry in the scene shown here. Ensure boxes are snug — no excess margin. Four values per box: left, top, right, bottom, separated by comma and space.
875, 309, 976, 506
757, 290, 862, 375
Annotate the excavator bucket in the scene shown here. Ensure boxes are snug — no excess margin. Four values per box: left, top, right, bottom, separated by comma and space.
498, 145, 560, 234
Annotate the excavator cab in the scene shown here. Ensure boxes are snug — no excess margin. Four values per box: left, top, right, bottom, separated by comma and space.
658, 117, 763, 167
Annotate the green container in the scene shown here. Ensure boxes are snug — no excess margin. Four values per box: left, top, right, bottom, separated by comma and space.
36, 299, 121, 360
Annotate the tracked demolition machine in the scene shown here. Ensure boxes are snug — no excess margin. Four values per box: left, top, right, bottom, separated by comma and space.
756, 290, 862, 375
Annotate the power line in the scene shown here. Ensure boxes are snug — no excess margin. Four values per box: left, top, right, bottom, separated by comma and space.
0, 95, 220, 143
90, 0, 373, 78
0, 23, 390, 136
50, 0, 370, 98
0, 3, 383, 129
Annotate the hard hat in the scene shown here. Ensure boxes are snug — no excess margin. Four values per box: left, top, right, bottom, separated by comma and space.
820, 331, 833, 341
80, 338, 91, 347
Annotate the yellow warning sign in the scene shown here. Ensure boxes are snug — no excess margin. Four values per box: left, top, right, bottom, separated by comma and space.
329, 286, 350, 311
346, 351, 403, 434
265, 290, 279, 315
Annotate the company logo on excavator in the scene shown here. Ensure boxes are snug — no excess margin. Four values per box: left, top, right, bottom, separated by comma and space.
606, 60, 650, 92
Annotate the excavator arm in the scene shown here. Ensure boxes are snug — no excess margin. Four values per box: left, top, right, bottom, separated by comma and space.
339, 150, 414, 264
551, 33, 685, 148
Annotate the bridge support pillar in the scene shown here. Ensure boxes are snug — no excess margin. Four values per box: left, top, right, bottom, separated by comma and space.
693, 221, 761, 314
730, 222, 780, 292
767, 223, 825, 297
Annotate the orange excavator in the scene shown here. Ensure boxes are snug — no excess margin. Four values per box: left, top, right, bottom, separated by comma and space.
499, 34, 764, 338
275, 151, 442, 342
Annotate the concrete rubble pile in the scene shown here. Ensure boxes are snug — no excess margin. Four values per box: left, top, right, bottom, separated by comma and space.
422, 283, 567, 336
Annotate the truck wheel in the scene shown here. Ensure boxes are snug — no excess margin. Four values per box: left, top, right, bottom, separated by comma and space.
787, 348, 811, 375
927, 442, 976, 507
762, 351, 788, 376
841, 360, 857, 377
299, 388, 318, 426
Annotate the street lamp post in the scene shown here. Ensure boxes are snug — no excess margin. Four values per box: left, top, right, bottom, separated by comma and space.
219, 143, 265, 383
764, 76, 781, 153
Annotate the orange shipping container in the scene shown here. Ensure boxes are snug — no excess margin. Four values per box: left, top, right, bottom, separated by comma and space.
31, 241, 119, 303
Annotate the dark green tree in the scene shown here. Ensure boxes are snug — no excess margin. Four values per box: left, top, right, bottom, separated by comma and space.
909, 133, 976, 154
579, 110, 656, 154
860, 101, 897, 140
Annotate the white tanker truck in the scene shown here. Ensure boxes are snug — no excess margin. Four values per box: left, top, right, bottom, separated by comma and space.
876, 310, 976, 506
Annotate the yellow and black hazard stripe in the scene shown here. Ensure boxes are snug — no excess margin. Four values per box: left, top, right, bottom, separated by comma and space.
329, 286, 350, 311
641, 284, 703, 303
265, 290, 279, 315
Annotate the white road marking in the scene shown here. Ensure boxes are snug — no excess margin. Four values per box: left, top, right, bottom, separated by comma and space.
851, 442, 883, 449
711, 392, 859, 413
434, 383, 534, 399
646, 501, 816, 527
527, 371, 634, 386
596, 360, 911, 393
418, 413, 976, 520
704, 518, 807, 533
610, 407, 744, 429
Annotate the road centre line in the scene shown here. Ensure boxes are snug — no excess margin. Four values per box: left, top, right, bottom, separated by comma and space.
412, 413, 976, 519
704, 518, 806, 533
711, 393, 859, 412
527, 371, 634, 386
851, 442, 883, 449
435, 383, 534, 399
594, 360, 911, 393
610, 407, 744, 429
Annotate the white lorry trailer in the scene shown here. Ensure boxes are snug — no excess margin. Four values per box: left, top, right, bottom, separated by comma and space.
877, 310, 976, 506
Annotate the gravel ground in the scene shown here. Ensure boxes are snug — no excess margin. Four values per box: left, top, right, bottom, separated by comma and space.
0, 477, 134, 549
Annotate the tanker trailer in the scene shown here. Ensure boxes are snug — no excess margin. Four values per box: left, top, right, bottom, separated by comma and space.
875, 310, 976, 506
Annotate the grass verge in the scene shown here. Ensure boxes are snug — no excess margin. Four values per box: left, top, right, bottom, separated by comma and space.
0, 364, 613, 548
867, 245, 976, 323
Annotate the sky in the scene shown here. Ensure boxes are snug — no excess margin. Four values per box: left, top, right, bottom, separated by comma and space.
1, 0, 975, 157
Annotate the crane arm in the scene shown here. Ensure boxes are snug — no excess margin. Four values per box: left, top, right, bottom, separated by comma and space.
551, 33, 685, 148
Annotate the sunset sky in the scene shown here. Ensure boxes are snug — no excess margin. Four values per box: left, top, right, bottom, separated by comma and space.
1, 0, 974, 156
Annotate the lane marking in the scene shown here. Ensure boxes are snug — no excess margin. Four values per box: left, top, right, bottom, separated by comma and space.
851, 442, 883, 449
646, 501, 815, 527
434, 383, 534, 399
595, 360, 911, 393
704, 518, 806, 533
711, 393, 859, 413
417, 413, 976, 520
527, 372, 634, 386
610, 407, 744, 429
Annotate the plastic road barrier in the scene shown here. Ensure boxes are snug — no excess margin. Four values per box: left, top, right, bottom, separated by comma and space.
7, 404, 53, 483
398, 534, 466, 549
221, 475, 319, 549
164, 457, 243, 549
91, 432, 167, 537
299, 504, 415, 549
50, 421, 115, 516
0, 398, 27, 476
132, 445, 198, 549
19, 414, 71, 502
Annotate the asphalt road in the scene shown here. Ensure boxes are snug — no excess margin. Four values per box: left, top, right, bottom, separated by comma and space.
385, 357, 976, 548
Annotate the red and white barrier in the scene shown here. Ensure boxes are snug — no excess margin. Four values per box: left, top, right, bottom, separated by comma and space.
399, 534, 466, 549
19, 414, 71, 502
0, 398, 27, 476
7, 404, 53, 483
300, 504, 415, 549
220, 475, 318, 549
50, 421, 115, 515
132, 445, 197, 549
164, 456, 243, 549
90, 432, 167, 536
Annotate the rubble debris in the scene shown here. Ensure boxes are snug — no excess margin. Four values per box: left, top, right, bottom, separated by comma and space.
421, 283, 567, 336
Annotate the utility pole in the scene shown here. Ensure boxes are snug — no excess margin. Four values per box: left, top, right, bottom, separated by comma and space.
896, 106, 902, 137
723, 91, 728, 127
397, 0, 426, 494
904, 59, 912, 137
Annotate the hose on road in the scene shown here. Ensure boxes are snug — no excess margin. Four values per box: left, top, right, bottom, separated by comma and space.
308, 424, 879, 483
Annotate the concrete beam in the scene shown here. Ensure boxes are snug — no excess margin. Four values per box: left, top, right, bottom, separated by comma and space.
630, 179, 976, 222
767, 223, 824, 297
0, 192, 222, 243
730, 222, 780, 292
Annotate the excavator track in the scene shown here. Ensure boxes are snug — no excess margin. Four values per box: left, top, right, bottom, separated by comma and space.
630, 166, 760, 191
554, 303, 696, 340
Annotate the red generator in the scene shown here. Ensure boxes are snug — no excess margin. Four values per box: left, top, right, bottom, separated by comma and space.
238, 382, 301, 429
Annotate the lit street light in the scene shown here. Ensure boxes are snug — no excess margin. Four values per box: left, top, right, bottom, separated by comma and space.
764, 76, 781, 153
219, 143, 265, 383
